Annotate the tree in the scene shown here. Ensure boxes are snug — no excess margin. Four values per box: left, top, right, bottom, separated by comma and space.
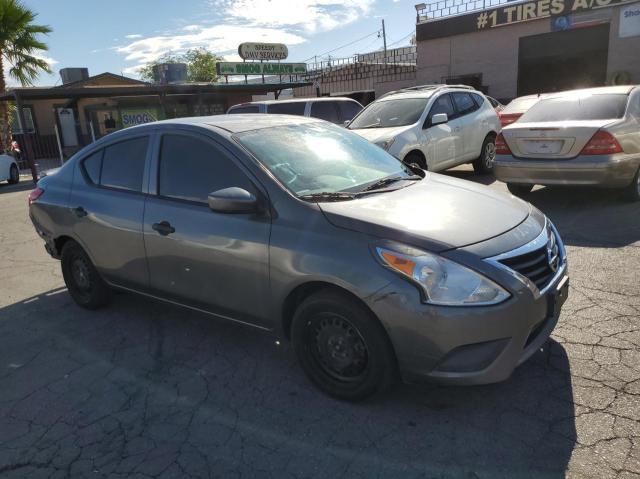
0, 0, 52, 151
137, 48, 221, 83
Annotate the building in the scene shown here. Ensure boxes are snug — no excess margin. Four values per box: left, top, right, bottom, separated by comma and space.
415, 0, 640, 101
2, 69, 309, 167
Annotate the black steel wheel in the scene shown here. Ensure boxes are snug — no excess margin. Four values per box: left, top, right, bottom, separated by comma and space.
61, 241, 112, 309
291, 290, 396, 401
7, 164, 19, 184
403, 151, 427, 170
507, 183, 534, 197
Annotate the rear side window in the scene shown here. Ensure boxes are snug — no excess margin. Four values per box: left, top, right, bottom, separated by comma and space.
229, 105, 260, 114
473, 94, 487, 107
310, 101, 340, 123
82, 150, 103, 184
338, 101, 362, 122
158, 134, 253, 203
452, 93, 479, 116
267, 102, 305, 115
100, 137, 148, 192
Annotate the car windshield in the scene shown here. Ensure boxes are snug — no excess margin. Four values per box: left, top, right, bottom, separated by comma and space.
348, 98, 428, 129
519, 94, 628, 122
235, 122, 414, 198
502, 96, 542, 114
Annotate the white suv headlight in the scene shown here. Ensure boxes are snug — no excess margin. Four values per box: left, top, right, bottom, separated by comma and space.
376, 247, 510, 306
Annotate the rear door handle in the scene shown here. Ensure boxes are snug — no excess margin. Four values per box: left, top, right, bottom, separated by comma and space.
73, 206, 87, 218
152, 221, 175, 236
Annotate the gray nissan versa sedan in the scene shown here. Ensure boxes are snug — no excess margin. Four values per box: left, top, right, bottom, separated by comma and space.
29, 115, 569, 401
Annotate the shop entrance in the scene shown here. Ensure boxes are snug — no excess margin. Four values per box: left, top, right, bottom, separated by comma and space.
517, 23, 609, 96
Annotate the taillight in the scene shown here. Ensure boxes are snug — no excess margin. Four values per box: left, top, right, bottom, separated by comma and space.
495, 133, 511, 155
28, 187, 44, 206
499, 113, 522, 127
580, 130, 623, 155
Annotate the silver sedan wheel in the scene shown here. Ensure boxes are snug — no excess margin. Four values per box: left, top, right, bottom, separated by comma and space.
484, 142, 496, 169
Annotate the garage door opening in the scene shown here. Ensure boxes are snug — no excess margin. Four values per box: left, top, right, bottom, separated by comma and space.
517, 23, 610, 96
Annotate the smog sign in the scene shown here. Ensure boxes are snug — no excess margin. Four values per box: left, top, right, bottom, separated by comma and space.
619, 2, 640, 37
417, 0, 638, 40
121, 108, 159, 128
217, 62, 307, 75
238, 43, 289, 61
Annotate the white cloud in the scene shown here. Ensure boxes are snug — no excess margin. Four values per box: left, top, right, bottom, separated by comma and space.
212, 0, 374, 33
117, 24, 306, 73
125, 34, 143, 39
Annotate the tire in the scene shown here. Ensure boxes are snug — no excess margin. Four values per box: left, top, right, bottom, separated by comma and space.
403, 151, 427, 170
61, 241, 112, 309
507, 183, 534, 197
291, 290, 397, 401
624, 167, 640, 202
472, 136, 496, 174
7, 164, 19, 184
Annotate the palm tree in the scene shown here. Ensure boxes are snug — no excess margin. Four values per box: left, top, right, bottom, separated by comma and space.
0, 0, 51, 151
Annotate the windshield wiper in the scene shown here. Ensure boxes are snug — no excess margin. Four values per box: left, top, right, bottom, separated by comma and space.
359, 175, 422, 193
299, 192, 357, 202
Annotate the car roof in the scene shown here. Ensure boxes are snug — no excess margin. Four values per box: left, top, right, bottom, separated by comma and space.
378, 85, 479, 101
232, 96, 359, 106
151, 114, 321, 133
526, 85, 637, 101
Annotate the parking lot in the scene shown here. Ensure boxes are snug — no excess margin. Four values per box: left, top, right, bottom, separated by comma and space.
1, 168, 639, 479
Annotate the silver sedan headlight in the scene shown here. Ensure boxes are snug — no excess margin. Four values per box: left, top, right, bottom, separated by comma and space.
376, 247, 510, 306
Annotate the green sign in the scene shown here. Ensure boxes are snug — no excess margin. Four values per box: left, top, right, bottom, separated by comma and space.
217, 62, 307, 76
121, 107, 159, 128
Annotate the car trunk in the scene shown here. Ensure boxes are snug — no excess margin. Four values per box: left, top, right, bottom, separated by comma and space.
502, 120, 617, 159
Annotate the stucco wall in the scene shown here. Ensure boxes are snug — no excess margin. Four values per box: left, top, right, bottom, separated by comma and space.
416, 3, 640, 101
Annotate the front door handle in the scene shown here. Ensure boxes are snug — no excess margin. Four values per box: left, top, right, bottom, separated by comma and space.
152, 221, 175, 236
73, 206, 87, 218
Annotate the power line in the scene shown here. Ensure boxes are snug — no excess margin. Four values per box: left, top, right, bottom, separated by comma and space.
302, 29, 381, 62
387, 30, 415, 48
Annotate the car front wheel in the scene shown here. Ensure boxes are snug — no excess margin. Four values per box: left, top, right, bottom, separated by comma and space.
291, 290, 396, 401
61, 241, 112, 309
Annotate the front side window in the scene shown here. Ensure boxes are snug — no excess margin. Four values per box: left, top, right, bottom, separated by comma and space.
267, 102, 306, 115
519, 94, 629, 122
100, 137, 148, 192
452, 93, 478, 116
236, 122, 413, 197
427, 94, 455, 123
348, 98, 429, 129
159, 134, 252, 203
338, 101, 363, 122
310, 102, 340, 123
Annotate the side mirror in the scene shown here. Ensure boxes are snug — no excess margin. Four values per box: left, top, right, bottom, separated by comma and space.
208, 187, 259, 214
431, 113, 448, 126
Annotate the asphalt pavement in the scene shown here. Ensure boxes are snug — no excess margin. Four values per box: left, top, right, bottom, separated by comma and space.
1, 167, 639, 478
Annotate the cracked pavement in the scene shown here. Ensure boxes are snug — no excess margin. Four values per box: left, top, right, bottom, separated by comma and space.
1, 167, 639, 478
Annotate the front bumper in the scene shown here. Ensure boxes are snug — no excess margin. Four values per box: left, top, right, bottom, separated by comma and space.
368, 224, 569, 386
493, 153, 640, 188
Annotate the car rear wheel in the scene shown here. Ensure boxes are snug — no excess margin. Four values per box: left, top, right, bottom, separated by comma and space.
472, 136, 496, 174
7, 164, 19, 184
624, 167, 640, 202
507, 183, 534, 197
291, 290, 396, 401
61, 241, 112, 309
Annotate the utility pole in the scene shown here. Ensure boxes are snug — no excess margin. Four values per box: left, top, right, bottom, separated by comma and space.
382, 19, 388, 64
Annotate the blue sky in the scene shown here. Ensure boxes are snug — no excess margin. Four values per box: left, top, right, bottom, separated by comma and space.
19, 0, 418, 86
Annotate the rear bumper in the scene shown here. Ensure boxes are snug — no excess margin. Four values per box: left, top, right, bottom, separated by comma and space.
493, 153, 640, 188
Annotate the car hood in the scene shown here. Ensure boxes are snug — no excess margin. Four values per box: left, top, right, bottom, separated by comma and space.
348, 125, 413, 143
318, 173, 531, 252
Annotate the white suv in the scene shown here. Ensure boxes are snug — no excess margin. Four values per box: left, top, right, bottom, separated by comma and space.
348, 85, 501, 173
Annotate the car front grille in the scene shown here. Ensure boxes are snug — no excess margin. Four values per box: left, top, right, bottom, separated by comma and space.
498, 227, 561, 291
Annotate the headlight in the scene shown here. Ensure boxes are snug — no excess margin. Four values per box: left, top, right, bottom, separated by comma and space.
376, 247, 510, 306
379, 138, 395, 151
